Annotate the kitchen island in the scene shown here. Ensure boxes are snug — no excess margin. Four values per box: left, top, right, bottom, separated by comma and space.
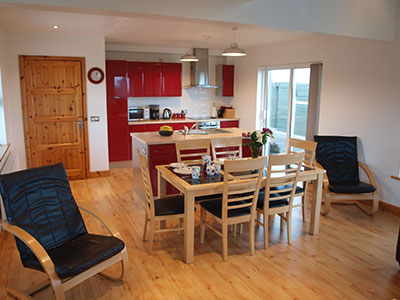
131, 128, 251, 196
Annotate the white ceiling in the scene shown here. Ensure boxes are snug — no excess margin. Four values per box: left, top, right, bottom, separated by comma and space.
0, 6, 311, 51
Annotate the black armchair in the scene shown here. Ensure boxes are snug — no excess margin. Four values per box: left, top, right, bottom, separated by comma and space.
0, 163, 129, 300
314, 135, 378, 215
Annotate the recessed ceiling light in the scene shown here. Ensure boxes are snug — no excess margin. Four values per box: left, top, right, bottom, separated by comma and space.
52, 25, 59, 29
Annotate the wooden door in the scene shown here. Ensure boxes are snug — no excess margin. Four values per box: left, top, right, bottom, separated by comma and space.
20, 56, 89, 179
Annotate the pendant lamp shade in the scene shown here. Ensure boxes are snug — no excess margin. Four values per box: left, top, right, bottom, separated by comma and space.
222, 27, 246, 57
180, 52, 199, 62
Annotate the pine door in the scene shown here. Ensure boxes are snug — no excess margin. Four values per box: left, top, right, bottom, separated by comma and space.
20, 56, 88, 179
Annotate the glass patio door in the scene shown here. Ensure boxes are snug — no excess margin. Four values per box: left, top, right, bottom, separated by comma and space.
264, 67, 310, 154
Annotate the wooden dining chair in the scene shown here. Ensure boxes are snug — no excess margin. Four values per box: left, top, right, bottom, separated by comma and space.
175, 139, 211, 163
286, 138, 317, 221
199, 156, 267, 261
138, 150, 185, 253
256, 152, 304, 249
211, 137, 242, 161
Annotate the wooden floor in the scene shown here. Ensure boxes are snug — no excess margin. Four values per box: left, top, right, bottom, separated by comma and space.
1, 167, 400, 300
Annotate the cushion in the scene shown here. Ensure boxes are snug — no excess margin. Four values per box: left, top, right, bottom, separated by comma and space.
257, 190, 289, 209
195, 194, 223, 202
0, 163, 87, 264
200, 199, 250, 218
329, 181, 376, 194
23, 234, 125, 279
271, 185, 304, 195
314, 135, 360, 185
155, 195, 185, 216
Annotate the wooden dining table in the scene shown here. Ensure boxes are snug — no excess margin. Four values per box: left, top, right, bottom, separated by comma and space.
156, 163, 326, 264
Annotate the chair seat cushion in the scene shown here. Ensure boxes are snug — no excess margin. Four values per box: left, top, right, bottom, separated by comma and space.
271, 185, 305, 195
329, 181, 376, 194
195, 194, 223, 202
154, 195, 185, 216
257, 190, 289, 210
23, 233, 125, 279
200, 199, 250, 218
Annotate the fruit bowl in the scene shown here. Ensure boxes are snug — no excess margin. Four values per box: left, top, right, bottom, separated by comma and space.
159, 130, 174, 136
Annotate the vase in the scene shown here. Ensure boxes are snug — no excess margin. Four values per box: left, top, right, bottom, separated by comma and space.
251, 146, 261, 158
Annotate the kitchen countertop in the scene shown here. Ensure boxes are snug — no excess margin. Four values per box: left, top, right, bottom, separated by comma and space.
131, 127, 245, 145
128, 117, 239, 125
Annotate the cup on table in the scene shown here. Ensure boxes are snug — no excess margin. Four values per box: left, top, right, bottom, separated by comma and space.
202, 155, 212, 166
192, 166, 201, 179
206, 165, 216, 176
214, 164, 221, 174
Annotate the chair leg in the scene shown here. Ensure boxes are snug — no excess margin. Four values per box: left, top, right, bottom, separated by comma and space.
280, 213, 284, 230
178, 218, 183, 235
233, 224, 237, 237
263, 214, 269, 249
249, 220, 255, 256
287, 212, 292, 245
301, 195, 306, 222
148, 219, 155, 254
322, 192, 331, 215
371, 192, 379, 214
256, 212, 261, 227
99, 247, 130, 282
200, 208, 206, 244
222, 223, 228, 261
143, 211, 148, 241
239, 223, 244, 234
268, 215, 274, 228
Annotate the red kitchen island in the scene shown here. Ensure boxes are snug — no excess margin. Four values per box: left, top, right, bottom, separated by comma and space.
131, 128, 252, 197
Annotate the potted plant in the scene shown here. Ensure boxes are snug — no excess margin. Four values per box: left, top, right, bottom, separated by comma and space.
242, 128, 274, 158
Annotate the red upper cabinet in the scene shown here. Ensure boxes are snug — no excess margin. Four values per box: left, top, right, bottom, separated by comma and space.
216, 64, 234, 97
162, 63, 182, 97
127, 62, 144, 97
143, 62, 162, 97
106, 60, 129, 162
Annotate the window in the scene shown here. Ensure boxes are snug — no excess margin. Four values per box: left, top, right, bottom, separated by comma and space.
257, 63, 322, 154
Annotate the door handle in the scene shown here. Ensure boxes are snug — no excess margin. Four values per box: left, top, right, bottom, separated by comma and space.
74, 119, 83, 130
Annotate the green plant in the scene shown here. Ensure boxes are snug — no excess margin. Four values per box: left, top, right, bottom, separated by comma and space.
242, 128, 274, 158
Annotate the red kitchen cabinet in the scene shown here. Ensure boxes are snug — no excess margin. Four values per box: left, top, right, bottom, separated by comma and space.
172, 122, 195, 130
148, 144, 179, 195
216, 64, 234, 97
220, 120, 239, 128
143, 62, 162, 97
127, 62, 144, 97
162, 63, 182, 97
106, 60, 129, 162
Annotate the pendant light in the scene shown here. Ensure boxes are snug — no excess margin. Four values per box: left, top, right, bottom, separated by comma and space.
222, 27, 246, 57
180, 51, 199, 62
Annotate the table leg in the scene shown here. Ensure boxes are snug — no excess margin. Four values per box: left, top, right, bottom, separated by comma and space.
310, 173, 323, 235
184, 192, 195, 264
158, 171, 166, 229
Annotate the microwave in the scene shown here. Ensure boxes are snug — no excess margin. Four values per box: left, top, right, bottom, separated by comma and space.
128, 106, 150, 121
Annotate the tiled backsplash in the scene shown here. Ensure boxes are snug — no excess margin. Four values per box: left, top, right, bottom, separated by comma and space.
128, 87, 232, 118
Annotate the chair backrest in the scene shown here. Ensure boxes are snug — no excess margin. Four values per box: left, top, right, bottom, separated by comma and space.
223, 156, 267, 220
137, 150, 155, 218
287, 138, 317, 167
211, 137, 242, 161
263, 152, 304, 209
0, 163, 87, 262
314, 135, 359, 185
175, 139, 211, 163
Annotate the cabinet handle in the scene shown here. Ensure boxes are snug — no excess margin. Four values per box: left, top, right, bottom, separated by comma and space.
113, 96, 121, 99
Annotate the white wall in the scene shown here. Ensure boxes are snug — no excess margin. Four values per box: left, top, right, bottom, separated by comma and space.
3, 31, 109, 172
233, 13, 400, 206
106, 50, 234, 118
0, 30, 7, 145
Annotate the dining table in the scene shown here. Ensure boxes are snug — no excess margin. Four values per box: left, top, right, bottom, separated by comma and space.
156, 162, 326, 264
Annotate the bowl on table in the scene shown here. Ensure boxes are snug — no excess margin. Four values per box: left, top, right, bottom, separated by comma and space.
159, 130, 174, 136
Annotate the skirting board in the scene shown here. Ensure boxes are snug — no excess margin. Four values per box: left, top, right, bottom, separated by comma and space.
89, 170, 111, 178
379, 201, 400, 217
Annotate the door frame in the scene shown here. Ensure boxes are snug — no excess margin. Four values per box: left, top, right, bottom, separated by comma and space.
19, 55, 90, 178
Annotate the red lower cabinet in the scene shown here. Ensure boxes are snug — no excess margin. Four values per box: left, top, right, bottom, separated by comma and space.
220, 120, 239, 128
148, 144, 179, 196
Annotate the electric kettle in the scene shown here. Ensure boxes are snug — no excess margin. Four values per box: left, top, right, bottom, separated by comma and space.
162, 108, 172, 119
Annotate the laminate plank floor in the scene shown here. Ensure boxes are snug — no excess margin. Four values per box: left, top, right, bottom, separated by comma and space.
0, 168, 399, 300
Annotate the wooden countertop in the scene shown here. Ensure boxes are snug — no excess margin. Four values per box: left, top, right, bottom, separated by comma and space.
128, 118, 239, 125
131, 128, 245, 145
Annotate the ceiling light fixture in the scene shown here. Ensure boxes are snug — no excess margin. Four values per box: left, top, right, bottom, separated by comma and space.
222, 27, 246, 57
52, 25, 59, 29
180, 51, 199, 62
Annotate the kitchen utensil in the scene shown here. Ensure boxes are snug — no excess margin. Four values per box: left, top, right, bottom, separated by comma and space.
162, 108, 172, 119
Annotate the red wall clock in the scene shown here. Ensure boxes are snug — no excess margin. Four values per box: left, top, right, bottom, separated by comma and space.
87, 67, 104, 84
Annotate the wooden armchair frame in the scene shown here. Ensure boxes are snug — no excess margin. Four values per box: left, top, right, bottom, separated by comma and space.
211, 137, 242, 161
175, 139, 211, 163
0, 203, 129, 300
316, 161, 379, 215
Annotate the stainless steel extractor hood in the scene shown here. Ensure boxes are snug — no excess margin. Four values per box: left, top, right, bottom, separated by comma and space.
185, 48, 219, 89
